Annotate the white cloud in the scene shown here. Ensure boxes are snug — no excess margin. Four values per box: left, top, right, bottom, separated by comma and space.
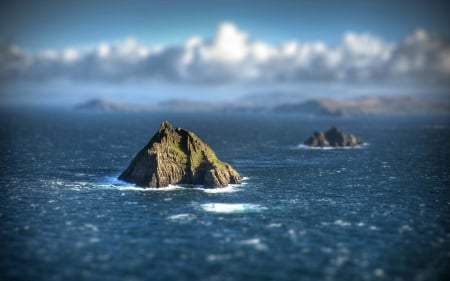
62, 48, 81, 63
388, 29, 450, 81
0, 22, 449, 85
97, 43, 111, 58
203, 22, 249, 63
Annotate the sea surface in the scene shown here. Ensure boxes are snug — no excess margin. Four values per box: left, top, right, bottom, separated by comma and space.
0, 107, 449, 281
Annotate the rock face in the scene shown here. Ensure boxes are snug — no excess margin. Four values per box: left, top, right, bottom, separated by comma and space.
304, 127, 363, 147
119, 121, 242, 188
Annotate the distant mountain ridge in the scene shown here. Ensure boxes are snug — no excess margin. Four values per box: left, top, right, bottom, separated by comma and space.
274, 96, 450, 116
75, 98, 149, 111
75, 98, 216, 112
75, 95, 450, 116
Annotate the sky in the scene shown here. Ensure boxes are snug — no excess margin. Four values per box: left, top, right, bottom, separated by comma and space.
0, 0, 449, 105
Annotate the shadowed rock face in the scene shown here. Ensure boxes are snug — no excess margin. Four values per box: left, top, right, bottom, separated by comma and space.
119, 121, 242, 188
304, 127, 363, 147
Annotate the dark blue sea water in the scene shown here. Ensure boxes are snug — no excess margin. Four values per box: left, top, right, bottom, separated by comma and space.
1, 107, 449, 281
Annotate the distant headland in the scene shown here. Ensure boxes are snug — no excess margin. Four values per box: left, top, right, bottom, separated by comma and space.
75, 95, 450, 116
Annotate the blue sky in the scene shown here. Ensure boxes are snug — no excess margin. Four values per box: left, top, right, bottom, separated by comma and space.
0, 0, 449, 104
1, 0, 448, 49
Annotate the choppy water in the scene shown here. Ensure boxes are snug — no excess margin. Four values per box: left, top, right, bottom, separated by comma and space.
0, 107, 449, 281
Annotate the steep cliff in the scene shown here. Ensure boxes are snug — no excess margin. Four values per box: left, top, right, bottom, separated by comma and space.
119, 121, 241, 188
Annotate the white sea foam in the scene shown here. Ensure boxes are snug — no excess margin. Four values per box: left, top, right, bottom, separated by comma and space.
295, 143, 368, 150
167, 213, 196, 222
83, 223, 99, 232
200, 203, 266, 214
99, 176, 244, 193
238, 238, 268, 251
200, 185, 241, 193
331, 255, 349, 267
194, 177, 248, 193
55, 173, 248, 192
89, 237, 101, 244
399, 224, 413, 233
115, 184, 186, 192
267, 223, 282, 228
334, 220, 352, 226
206, 254, 233, 262
374, 268, 385, 277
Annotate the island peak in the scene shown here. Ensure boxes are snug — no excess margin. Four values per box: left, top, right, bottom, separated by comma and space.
119, 121, 242, 188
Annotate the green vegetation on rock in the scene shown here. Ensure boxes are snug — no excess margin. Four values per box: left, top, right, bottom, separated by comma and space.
119, 121, 241, 188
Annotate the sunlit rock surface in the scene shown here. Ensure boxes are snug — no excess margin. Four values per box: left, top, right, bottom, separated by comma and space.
119, 121, 241, 188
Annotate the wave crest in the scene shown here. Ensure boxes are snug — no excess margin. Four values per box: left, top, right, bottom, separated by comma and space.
200, 203, 266, 214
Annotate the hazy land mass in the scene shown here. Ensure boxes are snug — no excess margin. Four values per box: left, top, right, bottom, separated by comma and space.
75, 94, 450, 116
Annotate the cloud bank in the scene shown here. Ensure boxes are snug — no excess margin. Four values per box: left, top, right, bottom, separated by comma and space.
1, 22, 449, 85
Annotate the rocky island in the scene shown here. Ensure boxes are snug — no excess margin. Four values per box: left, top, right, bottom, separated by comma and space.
304, 127, 363, 147
119, 121, 242, 188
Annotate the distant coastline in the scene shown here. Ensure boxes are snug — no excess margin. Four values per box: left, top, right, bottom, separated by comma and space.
75, 94, 450, 116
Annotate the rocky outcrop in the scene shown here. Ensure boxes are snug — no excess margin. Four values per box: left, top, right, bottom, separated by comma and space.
119, 121, 242, 188
304, 127, 363, 147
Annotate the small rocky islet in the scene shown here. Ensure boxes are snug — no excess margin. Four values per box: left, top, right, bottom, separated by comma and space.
304, 126, 363, 147
119, 121, 242, 188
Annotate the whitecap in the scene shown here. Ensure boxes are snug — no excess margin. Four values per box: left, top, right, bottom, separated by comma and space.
89, 237, 101, 244
206, 254, 233, 262
200, 203, 266, 214
199, 185, 241, 193
296, 144, 334, 150
83, 223, 99, 232
399, 225, 413, 233
238, 238, 268, 251
374, 268, 385, 277
99, 176, 194, 191
99, 176, 244, 193
331, 255, 349, 267
267, 223, 282, 228
167, 213, 196, 222
334, 220, 352, 226
114, 185, 185, 192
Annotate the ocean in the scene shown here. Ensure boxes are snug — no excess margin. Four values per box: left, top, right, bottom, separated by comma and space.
0, 107, 449, 281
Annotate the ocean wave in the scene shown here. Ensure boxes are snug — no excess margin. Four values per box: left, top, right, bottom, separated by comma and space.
115, 185, 186, 192
97, 175, 246, 193
94, 177, 185, 191
334, 219, 352, 227
237, 238, 268, 251
167, 213, 196, 222
200, 184, 242, 193
51, 175, 248, 193
200, 203, 266, 214
112, 183, 242, 193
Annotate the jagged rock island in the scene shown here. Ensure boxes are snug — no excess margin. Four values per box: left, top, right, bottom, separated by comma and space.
304, 126, 363, 147
119, 121, 242, 188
